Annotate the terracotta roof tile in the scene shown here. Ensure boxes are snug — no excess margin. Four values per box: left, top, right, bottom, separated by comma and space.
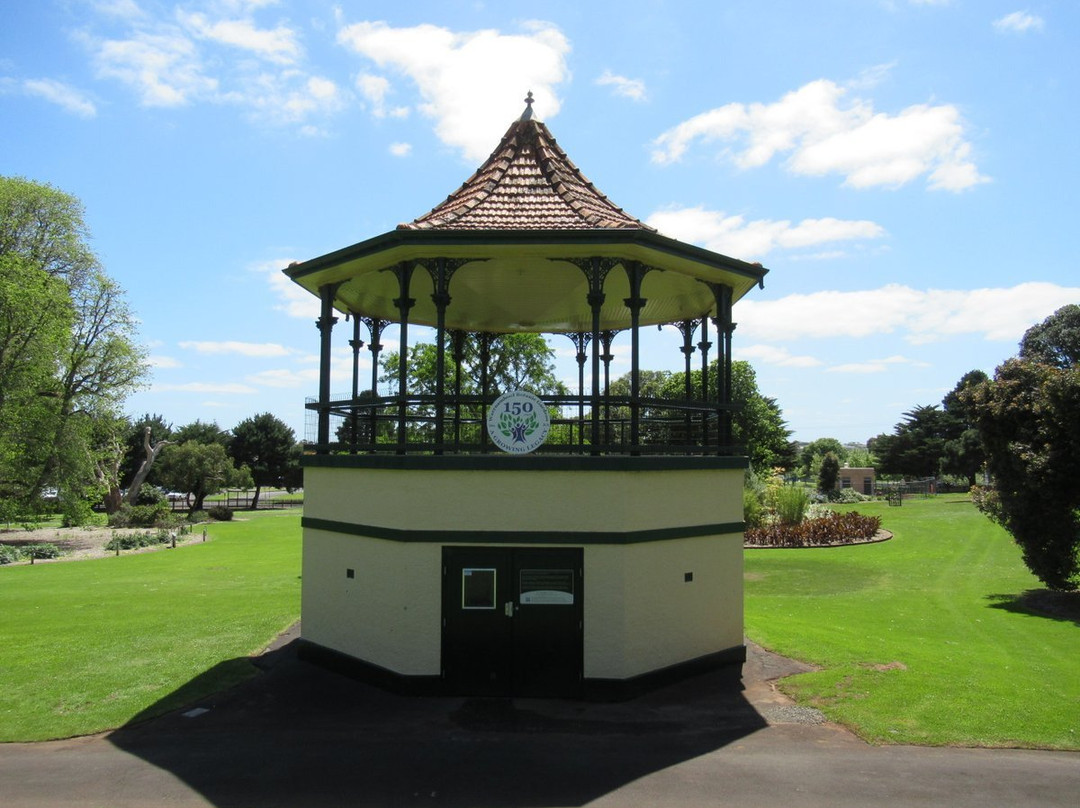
398, 116, 653, 232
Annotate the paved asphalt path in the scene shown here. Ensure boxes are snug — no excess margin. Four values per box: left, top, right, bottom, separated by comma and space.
2, 628, 1077, 807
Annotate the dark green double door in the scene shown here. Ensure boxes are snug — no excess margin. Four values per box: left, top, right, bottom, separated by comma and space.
442, 547, 583, 698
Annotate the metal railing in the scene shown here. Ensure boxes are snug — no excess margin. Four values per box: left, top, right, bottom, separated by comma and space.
304, 393, 741, 456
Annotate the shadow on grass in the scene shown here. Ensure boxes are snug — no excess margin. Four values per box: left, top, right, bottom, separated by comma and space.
107, 639, 767, 808
987, 590, 1080, 627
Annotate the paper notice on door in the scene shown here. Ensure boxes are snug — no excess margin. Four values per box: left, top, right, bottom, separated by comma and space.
519, 569, 574, 605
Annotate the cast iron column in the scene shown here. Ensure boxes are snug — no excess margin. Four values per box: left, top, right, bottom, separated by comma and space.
698, 315, 712, 448
566, 332, 590, 448
624, 262, 648, 453
348, 314, 364, 454
600, 330, 619, 447
708, 283, 735, 453
450, 330, 466, 450
478, 333, 495, 450
315, 282, 340, 453
677, 319, 698, 446
363, 317, 385, 452
392, 263, 416, 455
427, 258, 452, 455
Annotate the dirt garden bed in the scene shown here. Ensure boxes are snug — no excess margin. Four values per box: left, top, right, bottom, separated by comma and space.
0, 524, 212, 563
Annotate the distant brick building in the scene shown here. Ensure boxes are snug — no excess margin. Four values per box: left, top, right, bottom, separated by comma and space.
839, 467, 875, 496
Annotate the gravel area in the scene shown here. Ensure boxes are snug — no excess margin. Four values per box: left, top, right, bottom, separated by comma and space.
0, 525, 209, 563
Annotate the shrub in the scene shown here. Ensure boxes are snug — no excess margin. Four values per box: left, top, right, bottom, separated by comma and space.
746, 510, 882, 548
970, 485, 1001, 520
0, 544, 21, 564
835, 487, 869, 504
206, 505, 233, 522
0, 498, 21, 529
134, 486, 167, 507
60, 497, 95, 528
104, 528, 183, 553
771, 484, 810, 526
743, 488, 765, 530
188, 510, 210, 524
817, 451, 841, 494
23, 543, 61, 561
108, 502, 170, 528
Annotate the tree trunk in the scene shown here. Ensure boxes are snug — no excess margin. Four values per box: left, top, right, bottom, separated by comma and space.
124, 427, 169, 505
250, 484, 262, 510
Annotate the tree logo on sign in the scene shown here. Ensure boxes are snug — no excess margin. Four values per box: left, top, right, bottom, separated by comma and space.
488, 390, 550, 454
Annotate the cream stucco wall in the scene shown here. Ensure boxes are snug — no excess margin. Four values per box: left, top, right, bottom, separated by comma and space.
302, 530, 443, 675
301, 461, 745, 684
583, 534, 743, 680
303, 465, 744, 533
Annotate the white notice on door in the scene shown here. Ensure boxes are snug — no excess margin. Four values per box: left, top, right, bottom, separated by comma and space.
519, 569, 574, 605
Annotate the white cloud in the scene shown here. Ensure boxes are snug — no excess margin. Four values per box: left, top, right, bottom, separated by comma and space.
148, 355, 182, 369
235, 71, 343, 125
651, 78, 988, 191
82, 6, 339, 130
22, 78, 97, 117
178, 12, 302, 64
736, 282, 1080, 344
245, 368, 320, 388
735, 345, 823, 368
252, 258, 321, 320
356, 72, 391, 116
91, 0, 145, 19
993, 11, 1045, 33
596, 70, 647, 101
154, 381, 258, 394
389, 141, 412, 157
646, 205, 885, 260
92, 29, 216, 106
847, 62, 896, 91
336, 19, 571, 161
827, 355, 929, 374
179, 340, 298, 357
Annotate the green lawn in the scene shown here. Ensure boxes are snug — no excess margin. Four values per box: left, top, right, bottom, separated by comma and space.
3, 497, 1077, 749
0, 510, 301, 742
745, 496, 1079, 749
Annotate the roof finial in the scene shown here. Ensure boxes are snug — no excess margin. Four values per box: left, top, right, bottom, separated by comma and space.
520, 90, 534, 121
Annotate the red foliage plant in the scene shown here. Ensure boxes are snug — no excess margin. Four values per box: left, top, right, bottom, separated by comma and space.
745, 510, 882, 548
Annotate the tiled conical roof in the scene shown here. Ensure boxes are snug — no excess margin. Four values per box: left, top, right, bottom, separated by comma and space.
399, 96, 652, 232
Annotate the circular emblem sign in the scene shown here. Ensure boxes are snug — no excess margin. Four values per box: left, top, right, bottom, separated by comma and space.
487, 390, 551, 454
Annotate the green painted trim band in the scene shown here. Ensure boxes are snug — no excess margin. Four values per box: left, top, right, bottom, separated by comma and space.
284, 228, 768, 284
302, 516, 745, 544
302, 454, 749, 472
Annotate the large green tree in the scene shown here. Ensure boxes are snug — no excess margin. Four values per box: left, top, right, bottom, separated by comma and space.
0, 254, 72, 502
0, 175, 98, 283
872, 405, 950, 479
229, 413, 298, 509
381, 333, 565, 397
1019, 303, 1080, 368
172, 419, 231, 448
378, 333, 567, 445
729, 361, 796, 471
797, 438, 846, 478
617, 359, 794, 472
966, 305, 1080, 591
872, 369, 990, 484
966, 358, 1080, 590
155, 441, 250, 513
0, 176, 146, 509
940, 369, 989, 486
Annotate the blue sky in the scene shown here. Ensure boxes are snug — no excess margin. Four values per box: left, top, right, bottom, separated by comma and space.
3, 0, 1077, 445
